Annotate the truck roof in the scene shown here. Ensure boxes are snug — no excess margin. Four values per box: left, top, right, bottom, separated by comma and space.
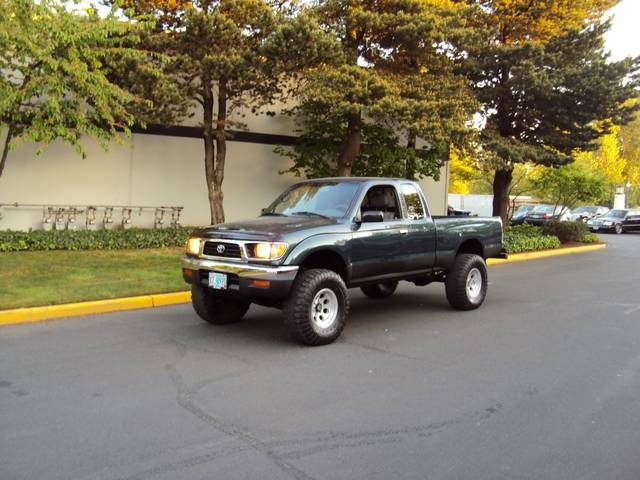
297, 177, 413, 184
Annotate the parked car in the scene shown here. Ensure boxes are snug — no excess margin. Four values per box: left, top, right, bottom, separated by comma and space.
587, 209, 640, 234
524, 204, 572, 225
182, 178, 505, 345
569, 206, 609, 222
510, 204, 536, 225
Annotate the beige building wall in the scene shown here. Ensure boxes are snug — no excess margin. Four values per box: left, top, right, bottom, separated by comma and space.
0, 116, 449, 231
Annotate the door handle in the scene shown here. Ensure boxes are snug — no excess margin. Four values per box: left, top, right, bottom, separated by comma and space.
400, 229, 408, 235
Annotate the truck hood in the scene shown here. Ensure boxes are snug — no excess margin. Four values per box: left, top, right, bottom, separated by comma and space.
195, 215, 340, 241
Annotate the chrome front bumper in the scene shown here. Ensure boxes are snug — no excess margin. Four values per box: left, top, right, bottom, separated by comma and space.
181, 256, 299, 300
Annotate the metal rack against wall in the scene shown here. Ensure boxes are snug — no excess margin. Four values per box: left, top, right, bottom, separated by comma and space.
0, 203, 184, 230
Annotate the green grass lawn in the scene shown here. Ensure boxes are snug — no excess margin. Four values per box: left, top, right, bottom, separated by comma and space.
0, 248, 188, 310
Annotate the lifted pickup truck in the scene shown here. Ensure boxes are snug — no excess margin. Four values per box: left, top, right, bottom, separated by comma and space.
182, 178, 505, 345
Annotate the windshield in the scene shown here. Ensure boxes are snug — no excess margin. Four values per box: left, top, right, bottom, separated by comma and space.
606, 210, 627, 218
574, 207, 595, 214
532, 205, 555, 213
515, 205, 534, 215
265, 182, 360, 219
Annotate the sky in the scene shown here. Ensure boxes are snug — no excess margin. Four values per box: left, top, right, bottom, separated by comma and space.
604, 0, 640, 61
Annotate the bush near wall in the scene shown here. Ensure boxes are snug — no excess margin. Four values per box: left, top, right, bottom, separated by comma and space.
540, 220, 589, 243
504, 224, 561, 253
0, 228, 194, 252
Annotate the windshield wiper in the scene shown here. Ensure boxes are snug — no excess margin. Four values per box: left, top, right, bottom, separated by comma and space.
291, 211, 330, 219
260, 211, 288, 217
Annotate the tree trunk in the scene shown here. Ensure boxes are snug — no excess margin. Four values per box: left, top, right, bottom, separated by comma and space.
337, 113, 362, 176
212, 80, 227, 224
405, 131, 417, 179
202, 78, 218, 225
0, 125, 14, 178
492, 167, 513, 223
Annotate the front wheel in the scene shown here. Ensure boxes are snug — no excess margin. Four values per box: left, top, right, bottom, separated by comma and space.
284, 269, 349, 346
614, 223, 623, 234
360, 281, 398, 299
445, 254, 488, 310
191, 284, 250, 324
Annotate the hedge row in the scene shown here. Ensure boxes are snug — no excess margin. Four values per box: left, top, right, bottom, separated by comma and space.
0, 227, 193, 252
504, 224, 561, 254
540, 220, 589, 243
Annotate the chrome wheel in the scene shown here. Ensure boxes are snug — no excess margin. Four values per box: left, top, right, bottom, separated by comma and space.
466, 267, 482, 301
310, 288, 338, 329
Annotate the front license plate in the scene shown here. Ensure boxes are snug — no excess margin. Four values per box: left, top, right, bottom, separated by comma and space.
208, 272, 228, 290
592, 226, 599, 231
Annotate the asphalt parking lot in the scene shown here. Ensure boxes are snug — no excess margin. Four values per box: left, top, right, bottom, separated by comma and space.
1, 233, 639, 480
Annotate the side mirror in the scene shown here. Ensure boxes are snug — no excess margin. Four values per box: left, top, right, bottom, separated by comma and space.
260, 208, 268, 215
362, 210, 384, 223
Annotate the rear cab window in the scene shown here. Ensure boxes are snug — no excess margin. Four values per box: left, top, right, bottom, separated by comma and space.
400, 183, 428, 220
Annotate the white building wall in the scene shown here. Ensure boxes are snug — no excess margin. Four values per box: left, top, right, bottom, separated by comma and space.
0, 115, 449, 231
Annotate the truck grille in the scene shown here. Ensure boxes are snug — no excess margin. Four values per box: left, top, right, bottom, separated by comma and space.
202, 241, 242, 259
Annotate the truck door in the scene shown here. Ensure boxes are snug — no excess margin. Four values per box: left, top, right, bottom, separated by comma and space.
399, 183, 436, 270
350, 185, 407, 279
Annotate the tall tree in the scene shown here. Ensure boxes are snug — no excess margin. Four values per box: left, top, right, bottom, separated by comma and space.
459, 0, 638, 222
0, 0, 150, 178
112, 0, 330, 224
282, 0, 478, 179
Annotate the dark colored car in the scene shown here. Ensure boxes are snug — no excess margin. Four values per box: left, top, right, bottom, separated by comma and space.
524, 204, 572, 225
587, 209, 640, 234
510, 204, 536, 225
182, 178, 505, 345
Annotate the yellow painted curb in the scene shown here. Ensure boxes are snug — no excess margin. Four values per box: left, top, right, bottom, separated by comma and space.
487, 243, 606, 265
0, 291, 190, 327
0, 243, 606, 327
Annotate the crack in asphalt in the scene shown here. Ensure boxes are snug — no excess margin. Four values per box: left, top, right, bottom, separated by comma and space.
116, 338, 505, 480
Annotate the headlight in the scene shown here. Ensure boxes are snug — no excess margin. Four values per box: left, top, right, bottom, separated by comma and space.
586, 220, 593, 225
247, 242, 287, 260
186, 237, 202, 255
602, 221, 612, 226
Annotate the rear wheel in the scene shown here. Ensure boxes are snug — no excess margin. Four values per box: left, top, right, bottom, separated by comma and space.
360, 281, 398, 299
445, 254, 488, 310
191, 284, 250, 324
284, 269, 349, 346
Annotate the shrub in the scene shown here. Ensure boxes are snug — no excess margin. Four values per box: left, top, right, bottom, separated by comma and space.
504, 229, 561, 254
504, 224, 544, 237
580, 233, 601, 244
0, 227, 194, 252
540, 220, 588, 243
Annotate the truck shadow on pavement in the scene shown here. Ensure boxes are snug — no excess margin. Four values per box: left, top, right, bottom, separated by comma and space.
169, 285, 456, 349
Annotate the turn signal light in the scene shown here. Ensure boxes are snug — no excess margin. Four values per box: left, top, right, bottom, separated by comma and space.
252, 280, 271, 288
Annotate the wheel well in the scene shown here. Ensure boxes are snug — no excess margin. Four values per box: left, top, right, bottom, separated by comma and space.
457, 239, 484, 259
300, 250, 347, 281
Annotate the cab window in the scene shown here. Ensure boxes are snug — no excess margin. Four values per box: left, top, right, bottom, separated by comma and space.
400, 184, 426, 220
360, 186, 401, 221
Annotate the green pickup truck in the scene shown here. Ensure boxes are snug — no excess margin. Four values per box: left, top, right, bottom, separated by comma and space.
182, 178, 505, 345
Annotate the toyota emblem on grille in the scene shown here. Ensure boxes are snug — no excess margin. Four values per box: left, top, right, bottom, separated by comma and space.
216, 244, 226, 254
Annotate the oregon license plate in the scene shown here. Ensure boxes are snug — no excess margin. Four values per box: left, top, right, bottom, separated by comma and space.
208, 272, 228, 290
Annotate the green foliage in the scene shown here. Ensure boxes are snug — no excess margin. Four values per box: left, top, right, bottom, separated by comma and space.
109, 0, 332, 224
532, 164, 608, 211
278, 122, 446, 180
0, 228, 192, 252
280, 0, 478, 179
461, 2, 639, 219
0, 0, 153, 176
540, 221, 589, 244
503, 224, 561, 253
580, 233, 601, 243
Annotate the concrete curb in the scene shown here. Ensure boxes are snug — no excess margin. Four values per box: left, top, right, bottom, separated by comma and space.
486, 243, 606, 265
0, 291, 190, 327
0, 243, 606, 327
